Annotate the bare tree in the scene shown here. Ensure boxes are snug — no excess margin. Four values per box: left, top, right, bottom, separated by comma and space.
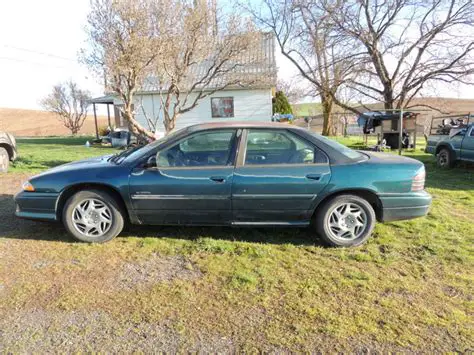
246, 0, 361, 135
276, 78, 308, 104
336, 86, 359, 137
40, 81, 91, 135
83, 0, 271, 137
147, 2, 271, 133
328, 0, 474, 113
82, 0, 160, 139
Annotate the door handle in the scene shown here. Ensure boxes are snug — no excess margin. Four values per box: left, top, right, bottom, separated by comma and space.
306, 174, 321, 181
210, 176, 225, 183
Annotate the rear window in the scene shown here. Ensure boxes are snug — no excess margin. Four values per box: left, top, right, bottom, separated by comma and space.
311, 133, 366, 161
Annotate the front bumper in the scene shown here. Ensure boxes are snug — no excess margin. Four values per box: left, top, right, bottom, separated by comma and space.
378, 191, 432, 222
14, 191, 59, 221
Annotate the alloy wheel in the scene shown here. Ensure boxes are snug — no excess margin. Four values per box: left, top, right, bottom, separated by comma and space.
326, 202, 367, 241
72, 198, 113, 237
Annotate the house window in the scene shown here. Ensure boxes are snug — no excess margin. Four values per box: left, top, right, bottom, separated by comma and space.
211, 97, 234, 118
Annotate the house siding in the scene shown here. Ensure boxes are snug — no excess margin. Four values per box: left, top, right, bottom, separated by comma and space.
126, 89, 273, 132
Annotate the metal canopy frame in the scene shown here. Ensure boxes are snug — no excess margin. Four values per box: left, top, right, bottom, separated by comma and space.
429, 112, 472, 136
89, 96, 115, 139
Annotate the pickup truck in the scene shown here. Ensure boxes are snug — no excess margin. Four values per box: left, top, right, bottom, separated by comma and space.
426, 123, 474, 168
0, 132, 17, 173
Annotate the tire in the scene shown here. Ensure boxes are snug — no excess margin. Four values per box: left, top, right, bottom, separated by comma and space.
437, 148, 454, 169
62, 189, 124, 243
314, 194, 376, 247
0, 147, 9, 173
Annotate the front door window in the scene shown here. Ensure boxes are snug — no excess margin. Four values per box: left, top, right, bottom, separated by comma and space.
157, 130, 237, 167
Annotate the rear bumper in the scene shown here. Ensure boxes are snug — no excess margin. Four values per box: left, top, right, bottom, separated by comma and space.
14, 191, 59, 222
378, 191, 432, 222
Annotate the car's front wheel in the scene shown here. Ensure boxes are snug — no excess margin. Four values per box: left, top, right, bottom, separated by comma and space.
62, 190, 124, 243
0, 147, 9, 173
314, 194, 376, 247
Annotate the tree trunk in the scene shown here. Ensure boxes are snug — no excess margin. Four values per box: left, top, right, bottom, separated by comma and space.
383, 86, 395, 110
321, 96, 334, 136
163, 110, 177, 134
122, 106, 155, 141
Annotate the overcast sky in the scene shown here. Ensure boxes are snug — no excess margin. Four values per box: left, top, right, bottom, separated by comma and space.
0, 0, 470, 112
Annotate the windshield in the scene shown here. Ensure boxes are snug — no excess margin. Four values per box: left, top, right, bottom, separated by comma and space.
310, 133, 365, 160
117, 127, 190, 164
108, 145, 144, 164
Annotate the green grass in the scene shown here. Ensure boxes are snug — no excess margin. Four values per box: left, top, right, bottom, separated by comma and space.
1, 135, 473, 351
11, 136, 120, 173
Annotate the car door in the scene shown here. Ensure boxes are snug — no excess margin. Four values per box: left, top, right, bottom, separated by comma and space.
460, 126, 474, 162
129, 129, 239, 225
231, 129, 331, 225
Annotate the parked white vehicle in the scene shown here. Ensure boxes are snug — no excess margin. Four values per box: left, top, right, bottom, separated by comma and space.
0, 132, 17, 173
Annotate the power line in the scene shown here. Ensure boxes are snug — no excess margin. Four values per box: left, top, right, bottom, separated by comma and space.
0, 56, 77, 69
1, 44, 77, 62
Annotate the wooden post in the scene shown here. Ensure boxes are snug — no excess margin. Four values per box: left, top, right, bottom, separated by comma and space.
107, 104, 111, 128
398, 109, 403, 155
413, 114, 417, 150
93, 103, 99, 140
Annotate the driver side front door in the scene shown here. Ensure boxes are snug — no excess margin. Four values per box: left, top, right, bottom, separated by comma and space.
129, 129, 239, 225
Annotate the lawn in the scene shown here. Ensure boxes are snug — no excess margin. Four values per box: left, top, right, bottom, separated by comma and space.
10, 136, 120, 173
0, 135, 473, 352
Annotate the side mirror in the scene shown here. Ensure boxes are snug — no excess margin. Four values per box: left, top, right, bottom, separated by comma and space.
145, 155, 157, 169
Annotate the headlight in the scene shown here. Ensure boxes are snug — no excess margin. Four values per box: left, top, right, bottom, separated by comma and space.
22, 181, 35, 192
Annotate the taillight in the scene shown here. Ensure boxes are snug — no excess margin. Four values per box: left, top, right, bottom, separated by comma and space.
412, 169, 426, 191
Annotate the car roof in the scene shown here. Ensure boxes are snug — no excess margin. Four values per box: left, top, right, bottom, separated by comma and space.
187, 121, 304, 132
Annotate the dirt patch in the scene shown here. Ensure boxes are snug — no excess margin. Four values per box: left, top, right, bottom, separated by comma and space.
0, 173, 45, 237
0, 310, 180, 352
114, 254, 203, 290
0, 309, 236, 352
0, 173, 29, 195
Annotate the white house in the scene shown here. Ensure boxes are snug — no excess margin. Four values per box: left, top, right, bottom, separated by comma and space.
91, 34, 277, 134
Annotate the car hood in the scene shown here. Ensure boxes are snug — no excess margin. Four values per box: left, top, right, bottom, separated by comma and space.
33, 155, 115, 178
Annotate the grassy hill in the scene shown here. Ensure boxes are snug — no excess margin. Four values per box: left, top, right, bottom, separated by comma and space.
292, 102, 323, 117
0, 107, 109, 137
293, 98, 474, 118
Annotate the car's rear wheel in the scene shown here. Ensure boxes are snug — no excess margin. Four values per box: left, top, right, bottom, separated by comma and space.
62, 190, 124, 243
0, 147, 9, 173
437, 148, 454, 169
314, 194, 376, 247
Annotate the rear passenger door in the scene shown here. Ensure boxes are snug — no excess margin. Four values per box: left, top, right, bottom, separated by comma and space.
231, 129, 331, 225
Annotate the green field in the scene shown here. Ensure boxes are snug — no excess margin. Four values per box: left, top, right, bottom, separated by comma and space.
292, 102, 323, 117
1, 135, 473, 351
10, 137, 120, 173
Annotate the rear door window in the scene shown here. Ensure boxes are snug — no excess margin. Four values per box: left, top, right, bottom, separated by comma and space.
244, 129, 328, 165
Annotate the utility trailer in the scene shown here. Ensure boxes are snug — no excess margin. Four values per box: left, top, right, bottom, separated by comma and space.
358, 111, 419, 151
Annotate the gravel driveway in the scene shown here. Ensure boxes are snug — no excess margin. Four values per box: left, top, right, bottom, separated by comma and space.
0, 173, 228, 352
